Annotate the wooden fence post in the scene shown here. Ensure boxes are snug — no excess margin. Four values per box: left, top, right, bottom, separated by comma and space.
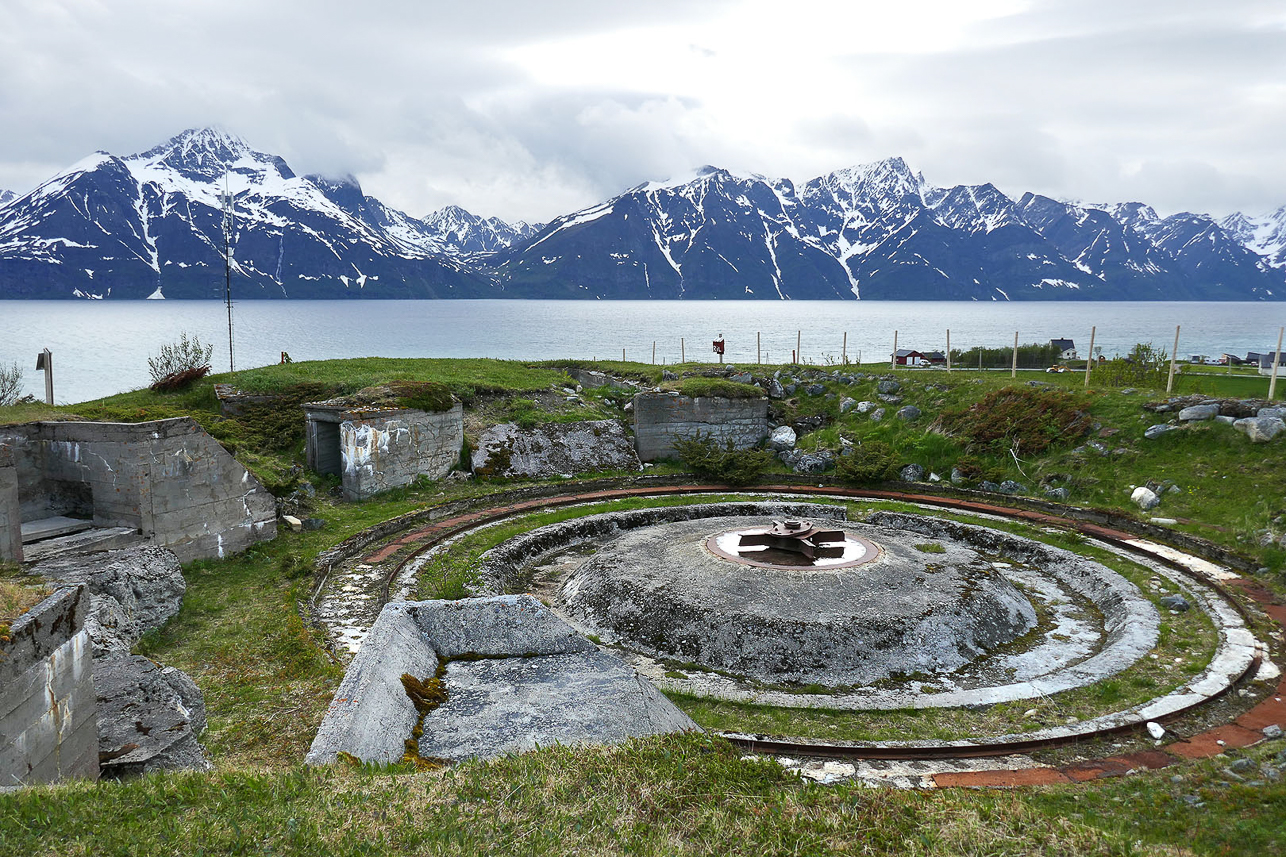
1166, 325, 1180, 393
1271, 326, 1285, 400
892, 331, 898, 369
1084, 326, 1096, 387
1011, 332, 1018, 378
946, 329, 951, 372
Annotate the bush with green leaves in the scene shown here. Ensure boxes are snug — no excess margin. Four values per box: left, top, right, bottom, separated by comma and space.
835, 440, 897, 485
1094, 342, 1170, 389
148, 332, 215, 386
0, 361, 22, 406
671, 432, 775, 486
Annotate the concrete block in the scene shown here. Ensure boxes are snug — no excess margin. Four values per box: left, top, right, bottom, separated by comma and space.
632, 393, 768, 462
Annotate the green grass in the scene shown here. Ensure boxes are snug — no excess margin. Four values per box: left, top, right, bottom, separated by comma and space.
2, 732, 1280, 855
225, 357, 571, 400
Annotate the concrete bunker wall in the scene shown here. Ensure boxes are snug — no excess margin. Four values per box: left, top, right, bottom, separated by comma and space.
305, 405, 464, 501
632, 392, 769, 462
0, 585, 99, 787
0, 418, 276, 562
0, 445, 21, 562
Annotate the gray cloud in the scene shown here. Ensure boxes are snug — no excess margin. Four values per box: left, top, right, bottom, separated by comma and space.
1, 0, 1283, 222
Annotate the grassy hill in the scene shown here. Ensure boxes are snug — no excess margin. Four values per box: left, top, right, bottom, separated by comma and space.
1, 357, 1283, 856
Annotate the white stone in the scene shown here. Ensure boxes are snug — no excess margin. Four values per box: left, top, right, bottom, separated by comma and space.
768, 425, 797, 451
1146, 721, 1166, 740
283, 515, 303, 533
1131, 486, 1161, 511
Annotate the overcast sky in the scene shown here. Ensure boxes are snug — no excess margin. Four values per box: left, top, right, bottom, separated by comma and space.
2, 0, 1284, 223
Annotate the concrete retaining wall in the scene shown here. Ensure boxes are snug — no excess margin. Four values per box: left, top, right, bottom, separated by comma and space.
0, 445, 20, 562
306, 405, 463, 501
632, 392, 769, 462
0, 418, 276, 562
0, 585, 99, 788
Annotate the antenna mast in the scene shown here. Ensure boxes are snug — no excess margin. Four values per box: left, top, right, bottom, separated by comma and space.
222, 171, 236, 373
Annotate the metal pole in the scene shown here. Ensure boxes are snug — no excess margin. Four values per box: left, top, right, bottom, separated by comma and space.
1084, 326, 1096, 387
652, 341, 656, 364
1271, 326, 1285, 400
892, 330, 898, 369
1011, 332, 1019, 378
1166, 325, 1180, 393
946, 329, 951, 372
39, 349, 53, 405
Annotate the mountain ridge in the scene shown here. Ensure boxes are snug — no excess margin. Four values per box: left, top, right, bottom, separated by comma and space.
1, 128, 1283, 300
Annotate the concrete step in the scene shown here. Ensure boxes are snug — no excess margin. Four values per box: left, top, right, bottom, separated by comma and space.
20, 516, 94, 544
21, 527, 143, 563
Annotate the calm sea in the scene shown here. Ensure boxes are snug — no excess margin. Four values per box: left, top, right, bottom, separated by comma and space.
0, 300, 1279, 404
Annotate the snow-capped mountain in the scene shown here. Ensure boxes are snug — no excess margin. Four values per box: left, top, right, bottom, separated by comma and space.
420, 205, 541, 258
0, 128, 494, 299
2, 130, 1285, 300
0, 190, 15, 208
1221, 207, 1286, 272
493, 165, 854, 299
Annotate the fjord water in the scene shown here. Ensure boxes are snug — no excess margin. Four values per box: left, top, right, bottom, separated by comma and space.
0, 300, 1278, 404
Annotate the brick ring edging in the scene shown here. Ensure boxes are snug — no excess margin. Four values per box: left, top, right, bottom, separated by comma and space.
312, 482, 1285, 786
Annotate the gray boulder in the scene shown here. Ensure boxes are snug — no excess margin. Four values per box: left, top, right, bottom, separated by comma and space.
896, 406, 922, 422
768, 425, 797, 451
1215, 415, 1236, 425
792, 452, 835, 474
1178, 404, 1219, 422
1044, 486, 1070, 501
662, 370, 678, 381
1159, 595, 1190, 612
32, 546, 185, 659
855, 400, 878, 414
730, 372, 755, 385
877, 393, 902, 404
1144, 424, 1176, 440
900, 464, 925, 482
783, 383, 798, 396
950, 468, 968, 486
998, 480, 1026, 495
840, 397, 857, 414
472, 420, 641, 479
805, 384, 826, 396
980, 480, 1002, 493
1258, 407, 1286, 420
95, 656, 210, 778
877, 379, 901, 394
1234, 417, 1286, 443
870, 408, 886, 423
767, 379, 785, 399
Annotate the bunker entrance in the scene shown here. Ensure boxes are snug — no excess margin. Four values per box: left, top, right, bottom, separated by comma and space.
311, 420, 342, 477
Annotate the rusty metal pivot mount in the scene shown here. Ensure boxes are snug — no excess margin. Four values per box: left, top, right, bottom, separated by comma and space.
737, 519, 845, 560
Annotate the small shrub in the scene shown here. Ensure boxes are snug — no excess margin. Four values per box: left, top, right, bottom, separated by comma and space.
672, 432, 774, 485
148, 332, 214, 385
150, 365, 210, 392
936, 386, 1092, 456
835, 440, 896, 485
0, 362, 22, 406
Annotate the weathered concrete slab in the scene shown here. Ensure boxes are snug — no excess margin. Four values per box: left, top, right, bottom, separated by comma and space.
411, 595, 596, 658
305, 603, 439, 766
471, 420, 641, 479
307, 595, 695, 766
417, 650, 697, 760
20, 516, 93, 543
20, 527, 141, 564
